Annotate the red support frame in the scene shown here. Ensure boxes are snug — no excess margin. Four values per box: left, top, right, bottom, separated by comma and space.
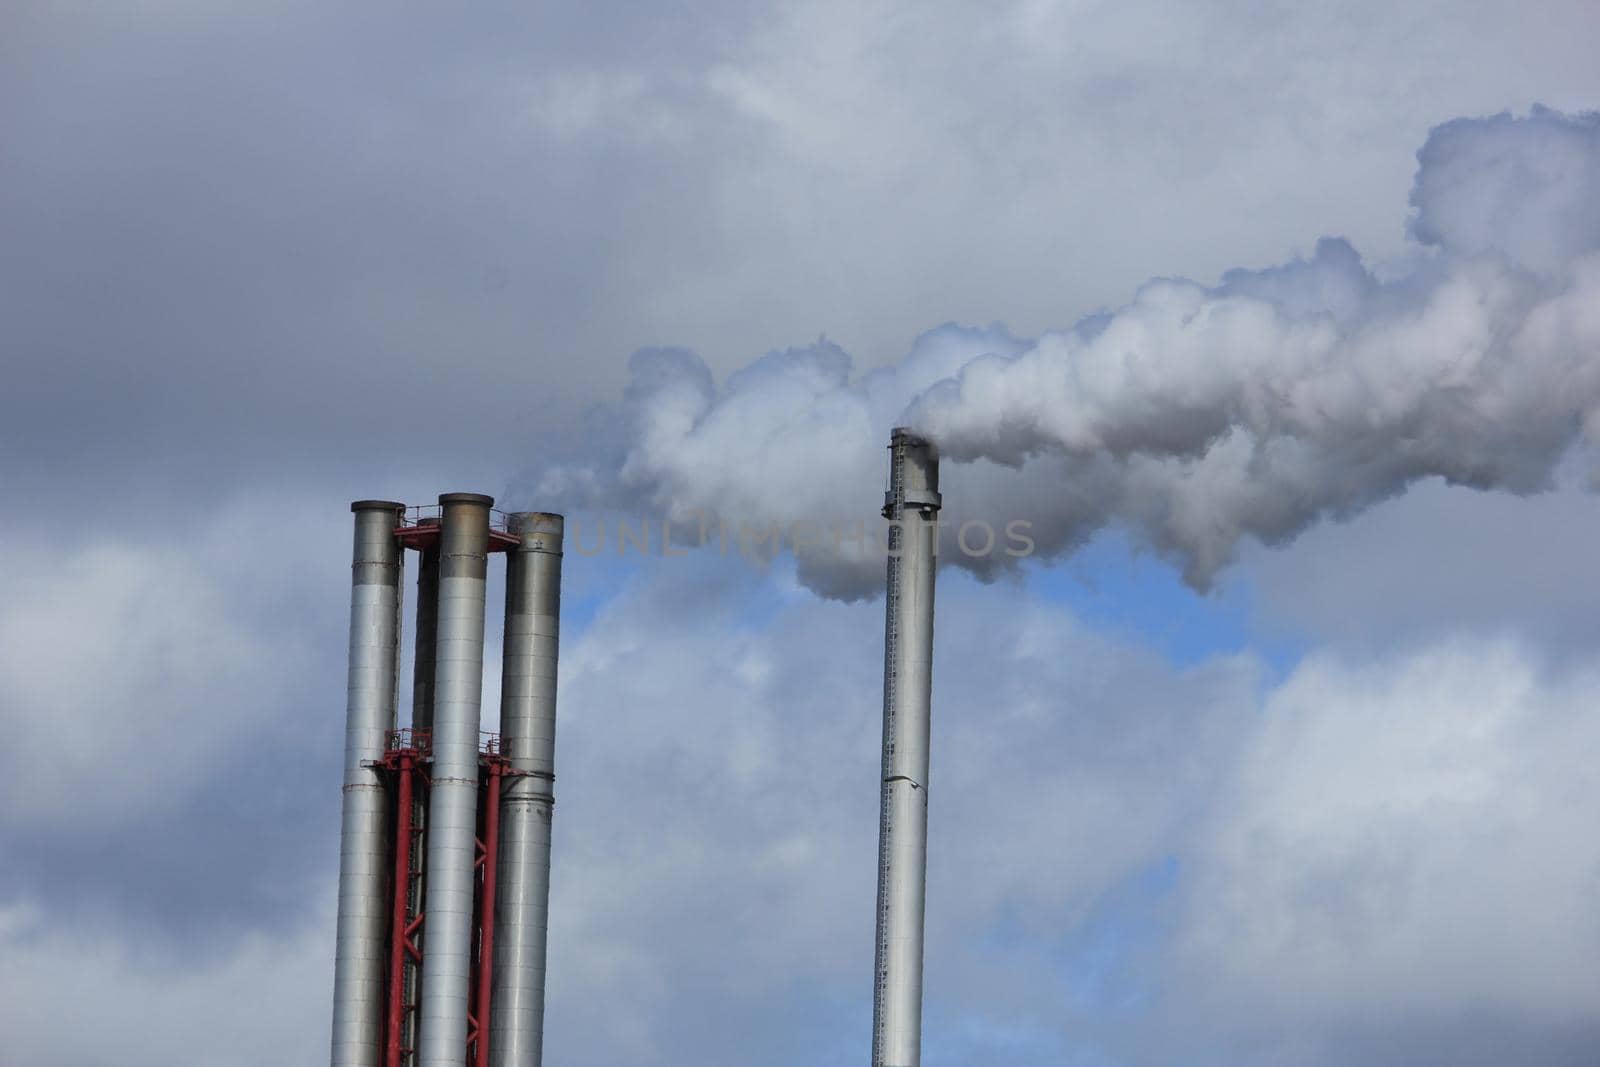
376, 731, 508, 1067
397, 523, 520, 554
379, 740, 429, 1067
473, 763, 504, 1067
385, 750, 415, 1067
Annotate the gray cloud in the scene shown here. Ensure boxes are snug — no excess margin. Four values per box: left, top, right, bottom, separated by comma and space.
0, 895, 334, 1067
1412, 105, 1600, 275
6, 501, 1600, 1065
1242, 468, 1600, 658
530, 109, 1600, 596
5, 3, 1600, 1065
8, 1, 1600, 507
0, 495, 350, 937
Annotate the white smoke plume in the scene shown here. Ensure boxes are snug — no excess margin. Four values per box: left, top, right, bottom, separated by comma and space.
527, 107, 1600, 599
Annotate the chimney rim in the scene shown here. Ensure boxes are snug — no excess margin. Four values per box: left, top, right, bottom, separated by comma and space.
890, 426, 935, 450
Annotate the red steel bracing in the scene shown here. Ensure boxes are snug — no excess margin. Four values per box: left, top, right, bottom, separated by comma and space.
396, 523, 520, 554
385, 750, 414, 1067
376, 729, 510, 1067
465, 834, 484, 1055
403, 767, 428, 1060
474, 762, 504, 1067
379, 744, 429, 1067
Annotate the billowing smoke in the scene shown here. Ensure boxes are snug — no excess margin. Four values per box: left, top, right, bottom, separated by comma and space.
525, 107, 1600, 599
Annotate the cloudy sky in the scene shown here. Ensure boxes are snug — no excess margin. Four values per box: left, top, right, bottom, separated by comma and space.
5, 2, 1600, 1065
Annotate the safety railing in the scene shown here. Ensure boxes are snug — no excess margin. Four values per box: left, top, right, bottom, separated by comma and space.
386, 728, 504, 756
401, 504, 517, 534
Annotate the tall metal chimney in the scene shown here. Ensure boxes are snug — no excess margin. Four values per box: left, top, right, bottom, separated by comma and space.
417, 493, 494, 1067
871, 429, 940, 1067
411, 523, 441, 735
491, 513, 564, 1067
332, 501, 407, 1067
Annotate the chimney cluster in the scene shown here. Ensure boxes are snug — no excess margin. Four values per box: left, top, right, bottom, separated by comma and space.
331, 496, 563, 1067
332, 430, 940, 1066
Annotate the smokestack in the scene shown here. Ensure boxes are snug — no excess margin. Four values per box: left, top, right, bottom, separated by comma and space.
411, 522, 441, 734
417, 493, 494, 1067
332, 501, 407, 1067
490, 513, 564, 1067
871, 429, 940, 1067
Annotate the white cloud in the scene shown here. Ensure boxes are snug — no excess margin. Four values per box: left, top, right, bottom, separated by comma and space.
5, 517, 1598, 1065
1169, 638, 1600, 1060
526, 563, 1600, 1066
534, 110, 1600, 597
538, 565, 1259, 1065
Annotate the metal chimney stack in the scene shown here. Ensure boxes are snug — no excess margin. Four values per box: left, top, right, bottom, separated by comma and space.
871, 429, 940, 1067
491, 513, 564, 1067
417, 493, 494, 1067
332, 501, 407, 1067
411, 524, 441, 736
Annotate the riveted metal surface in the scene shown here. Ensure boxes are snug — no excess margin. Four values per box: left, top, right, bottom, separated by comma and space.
490, 513, 563, 1067
872, 431, 939, 1067
333, 502, 405, 1067
418, 494, 493, 1067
